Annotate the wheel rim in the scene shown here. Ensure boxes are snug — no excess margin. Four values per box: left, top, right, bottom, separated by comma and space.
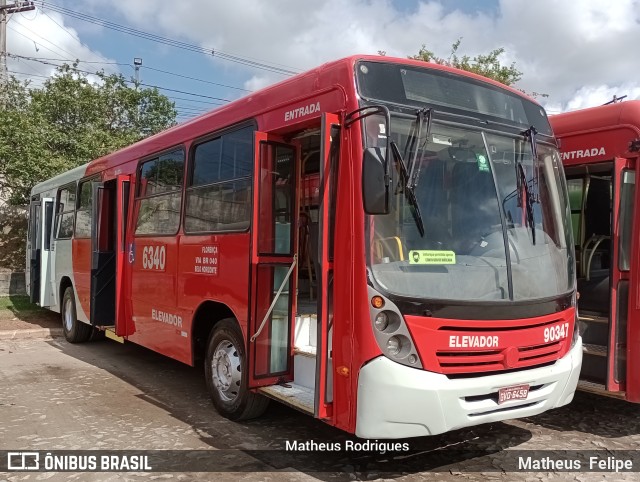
63, 297, 73, 331
211, 339, 242, 402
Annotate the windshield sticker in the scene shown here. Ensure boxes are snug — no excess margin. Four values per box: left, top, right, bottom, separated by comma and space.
431, 134, 452, 145
409, 250, 456, 265
476, 154, 490, 172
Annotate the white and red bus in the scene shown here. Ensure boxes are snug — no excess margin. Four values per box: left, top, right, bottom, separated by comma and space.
26, 55, 581, 439
551, 100, 640, 401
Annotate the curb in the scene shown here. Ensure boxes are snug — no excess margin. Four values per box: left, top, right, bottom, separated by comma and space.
0, 327, 64, 341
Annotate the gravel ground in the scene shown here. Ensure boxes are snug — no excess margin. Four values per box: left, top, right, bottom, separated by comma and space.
1, 336, 639, 481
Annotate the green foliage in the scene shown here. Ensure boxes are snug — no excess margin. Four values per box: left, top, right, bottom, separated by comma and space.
409, 38, 523, 86
0, 65, 177, 205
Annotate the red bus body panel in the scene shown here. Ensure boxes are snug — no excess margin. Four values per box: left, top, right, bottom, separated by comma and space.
552, 100, 640, 401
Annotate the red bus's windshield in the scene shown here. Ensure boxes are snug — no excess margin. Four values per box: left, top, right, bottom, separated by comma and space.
369, 118, 575, 302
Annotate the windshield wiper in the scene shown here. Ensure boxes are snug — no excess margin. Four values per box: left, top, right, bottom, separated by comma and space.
521, 126, 541, 204
393, 108, 434, 238
516, 161, 536, 245
390, 142, 424, 237
407, 108, 434, 193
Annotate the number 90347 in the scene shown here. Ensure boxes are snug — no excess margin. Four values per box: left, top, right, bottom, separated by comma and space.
543, 323, 570, 343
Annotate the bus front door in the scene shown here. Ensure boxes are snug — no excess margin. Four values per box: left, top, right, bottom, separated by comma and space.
608, 158, 635, 396
623, 157, 640, 401
248, 134, 299, 390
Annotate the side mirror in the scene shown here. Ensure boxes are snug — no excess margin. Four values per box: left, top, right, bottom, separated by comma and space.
362, 148, 389, 214
345, 105, 391, 215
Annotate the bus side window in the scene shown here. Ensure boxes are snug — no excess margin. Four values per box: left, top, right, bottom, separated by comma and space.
55, 185, 76, 239
75, 180, 93, 238
185, 125, 254, 233
135, 148, 185, 236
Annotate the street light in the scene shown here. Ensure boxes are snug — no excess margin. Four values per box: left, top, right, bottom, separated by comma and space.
133, 57, 142, 87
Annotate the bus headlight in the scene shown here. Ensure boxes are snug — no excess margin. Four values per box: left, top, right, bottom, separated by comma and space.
368, 286, 422, 368
374, 312, 389, 331
387, 336, 401, 355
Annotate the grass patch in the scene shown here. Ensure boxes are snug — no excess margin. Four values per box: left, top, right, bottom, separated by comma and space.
0, 295, 46, 314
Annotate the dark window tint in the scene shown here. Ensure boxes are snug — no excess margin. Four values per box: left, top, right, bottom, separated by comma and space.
135, 148, 185, 236
75, 180, 93, 238
185, 126, 254, 232
139, 149, 184, 197
55, 185, 76, 239
619, 170, 635, 271
191, 126, 253, 187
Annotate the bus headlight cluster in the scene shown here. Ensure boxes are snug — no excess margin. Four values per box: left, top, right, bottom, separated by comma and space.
368, 286, 422, 369
571, 292, 582, 348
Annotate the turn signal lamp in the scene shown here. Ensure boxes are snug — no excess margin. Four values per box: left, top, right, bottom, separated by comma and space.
371, 296, 385, 309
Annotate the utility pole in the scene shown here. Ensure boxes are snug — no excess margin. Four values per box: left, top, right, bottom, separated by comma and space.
0, 1, 36, 85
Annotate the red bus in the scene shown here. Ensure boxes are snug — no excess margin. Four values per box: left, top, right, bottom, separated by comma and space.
26, 55, 582, 439
551, 100, 640, 401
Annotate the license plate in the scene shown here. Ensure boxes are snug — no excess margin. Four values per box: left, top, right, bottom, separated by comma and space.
498, 384, 529, 404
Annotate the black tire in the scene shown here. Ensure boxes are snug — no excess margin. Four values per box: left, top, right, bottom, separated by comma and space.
61, 286, 93, 343
204, 318, 269, 421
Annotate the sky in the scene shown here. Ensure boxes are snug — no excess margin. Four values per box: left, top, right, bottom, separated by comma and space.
5, 0, 640, 122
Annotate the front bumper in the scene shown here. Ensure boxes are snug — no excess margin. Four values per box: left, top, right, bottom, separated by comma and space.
355, 337, 582, 439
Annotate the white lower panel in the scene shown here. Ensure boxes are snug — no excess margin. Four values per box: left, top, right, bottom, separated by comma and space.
355, 338, 583, 439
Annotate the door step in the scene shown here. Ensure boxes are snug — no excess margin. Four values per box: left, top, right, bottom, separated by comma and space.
577, 380, 626, 400
101, 326, 124, 343
578, 313, 608, 324
258, 382, 315, 414
583, 343, 607, 357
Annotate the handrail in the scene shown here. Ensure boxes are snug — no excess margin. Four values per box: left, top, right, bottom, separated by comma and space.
374, 236, 405, 261
250, 254, 297, 343
585, 235, 610, 281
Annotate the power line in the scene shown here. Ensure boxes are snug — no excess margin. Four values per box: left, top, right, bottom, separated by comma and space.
143, 65, 251, 92
40, 2, 300, 76
8, 54, 234, 103
10, 53, 248, 93
9, 15, 76, 58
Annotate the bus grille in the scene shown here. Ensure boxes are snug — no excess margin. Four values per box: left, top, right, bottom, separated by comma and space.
435, 335, 566, 374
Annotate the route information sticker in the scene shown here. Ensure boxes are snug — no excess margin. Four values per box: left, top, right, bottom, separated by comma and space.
409, 250, 456, 265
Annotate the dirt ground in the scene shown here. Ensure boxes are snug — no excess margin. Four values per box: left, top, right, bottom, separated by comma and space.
0, 295, 61, 331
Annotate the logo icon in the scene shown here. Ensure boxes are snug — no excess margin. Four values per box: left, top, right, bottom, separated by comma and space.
7, 452, 39, 471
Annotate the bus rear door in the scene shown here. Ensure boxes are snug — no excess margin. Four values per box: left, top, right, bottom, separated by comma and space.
90, 176, 130, 336
32, 197, 54, 307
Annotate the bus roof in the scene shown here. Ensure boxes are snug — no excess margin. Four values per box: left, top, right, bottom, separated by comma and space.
31, 163, 89, 196
34, 54, 541, 188
551, 100, 640, 166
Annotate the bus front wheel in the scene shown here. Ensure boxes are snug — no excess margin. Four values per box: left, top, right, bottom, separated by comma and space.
61, 286, 92, 343
205, 318, 269, 421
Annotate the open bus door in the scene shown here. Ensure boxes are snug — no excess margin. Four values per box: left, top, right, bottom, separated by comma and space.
114, 175, 131, 336
28, 199, 41, 304
606, 158, 636, 396
90, 179, 118, 328
248, 133, 299, 390
27, 198, 54, 306
39, 197, 54, 307
314, 113, 340, 420
625, 157, 640, 401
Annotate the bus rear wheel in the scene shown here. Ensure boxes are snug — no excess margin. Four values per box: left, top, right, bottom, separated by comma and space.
61, 286, 92, 343
204, 318, 269, 421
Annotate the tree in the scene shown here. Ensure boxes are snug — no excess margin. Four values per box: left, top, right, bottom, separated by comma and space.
0, 64, 177, 205
409, 38, 523, 86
